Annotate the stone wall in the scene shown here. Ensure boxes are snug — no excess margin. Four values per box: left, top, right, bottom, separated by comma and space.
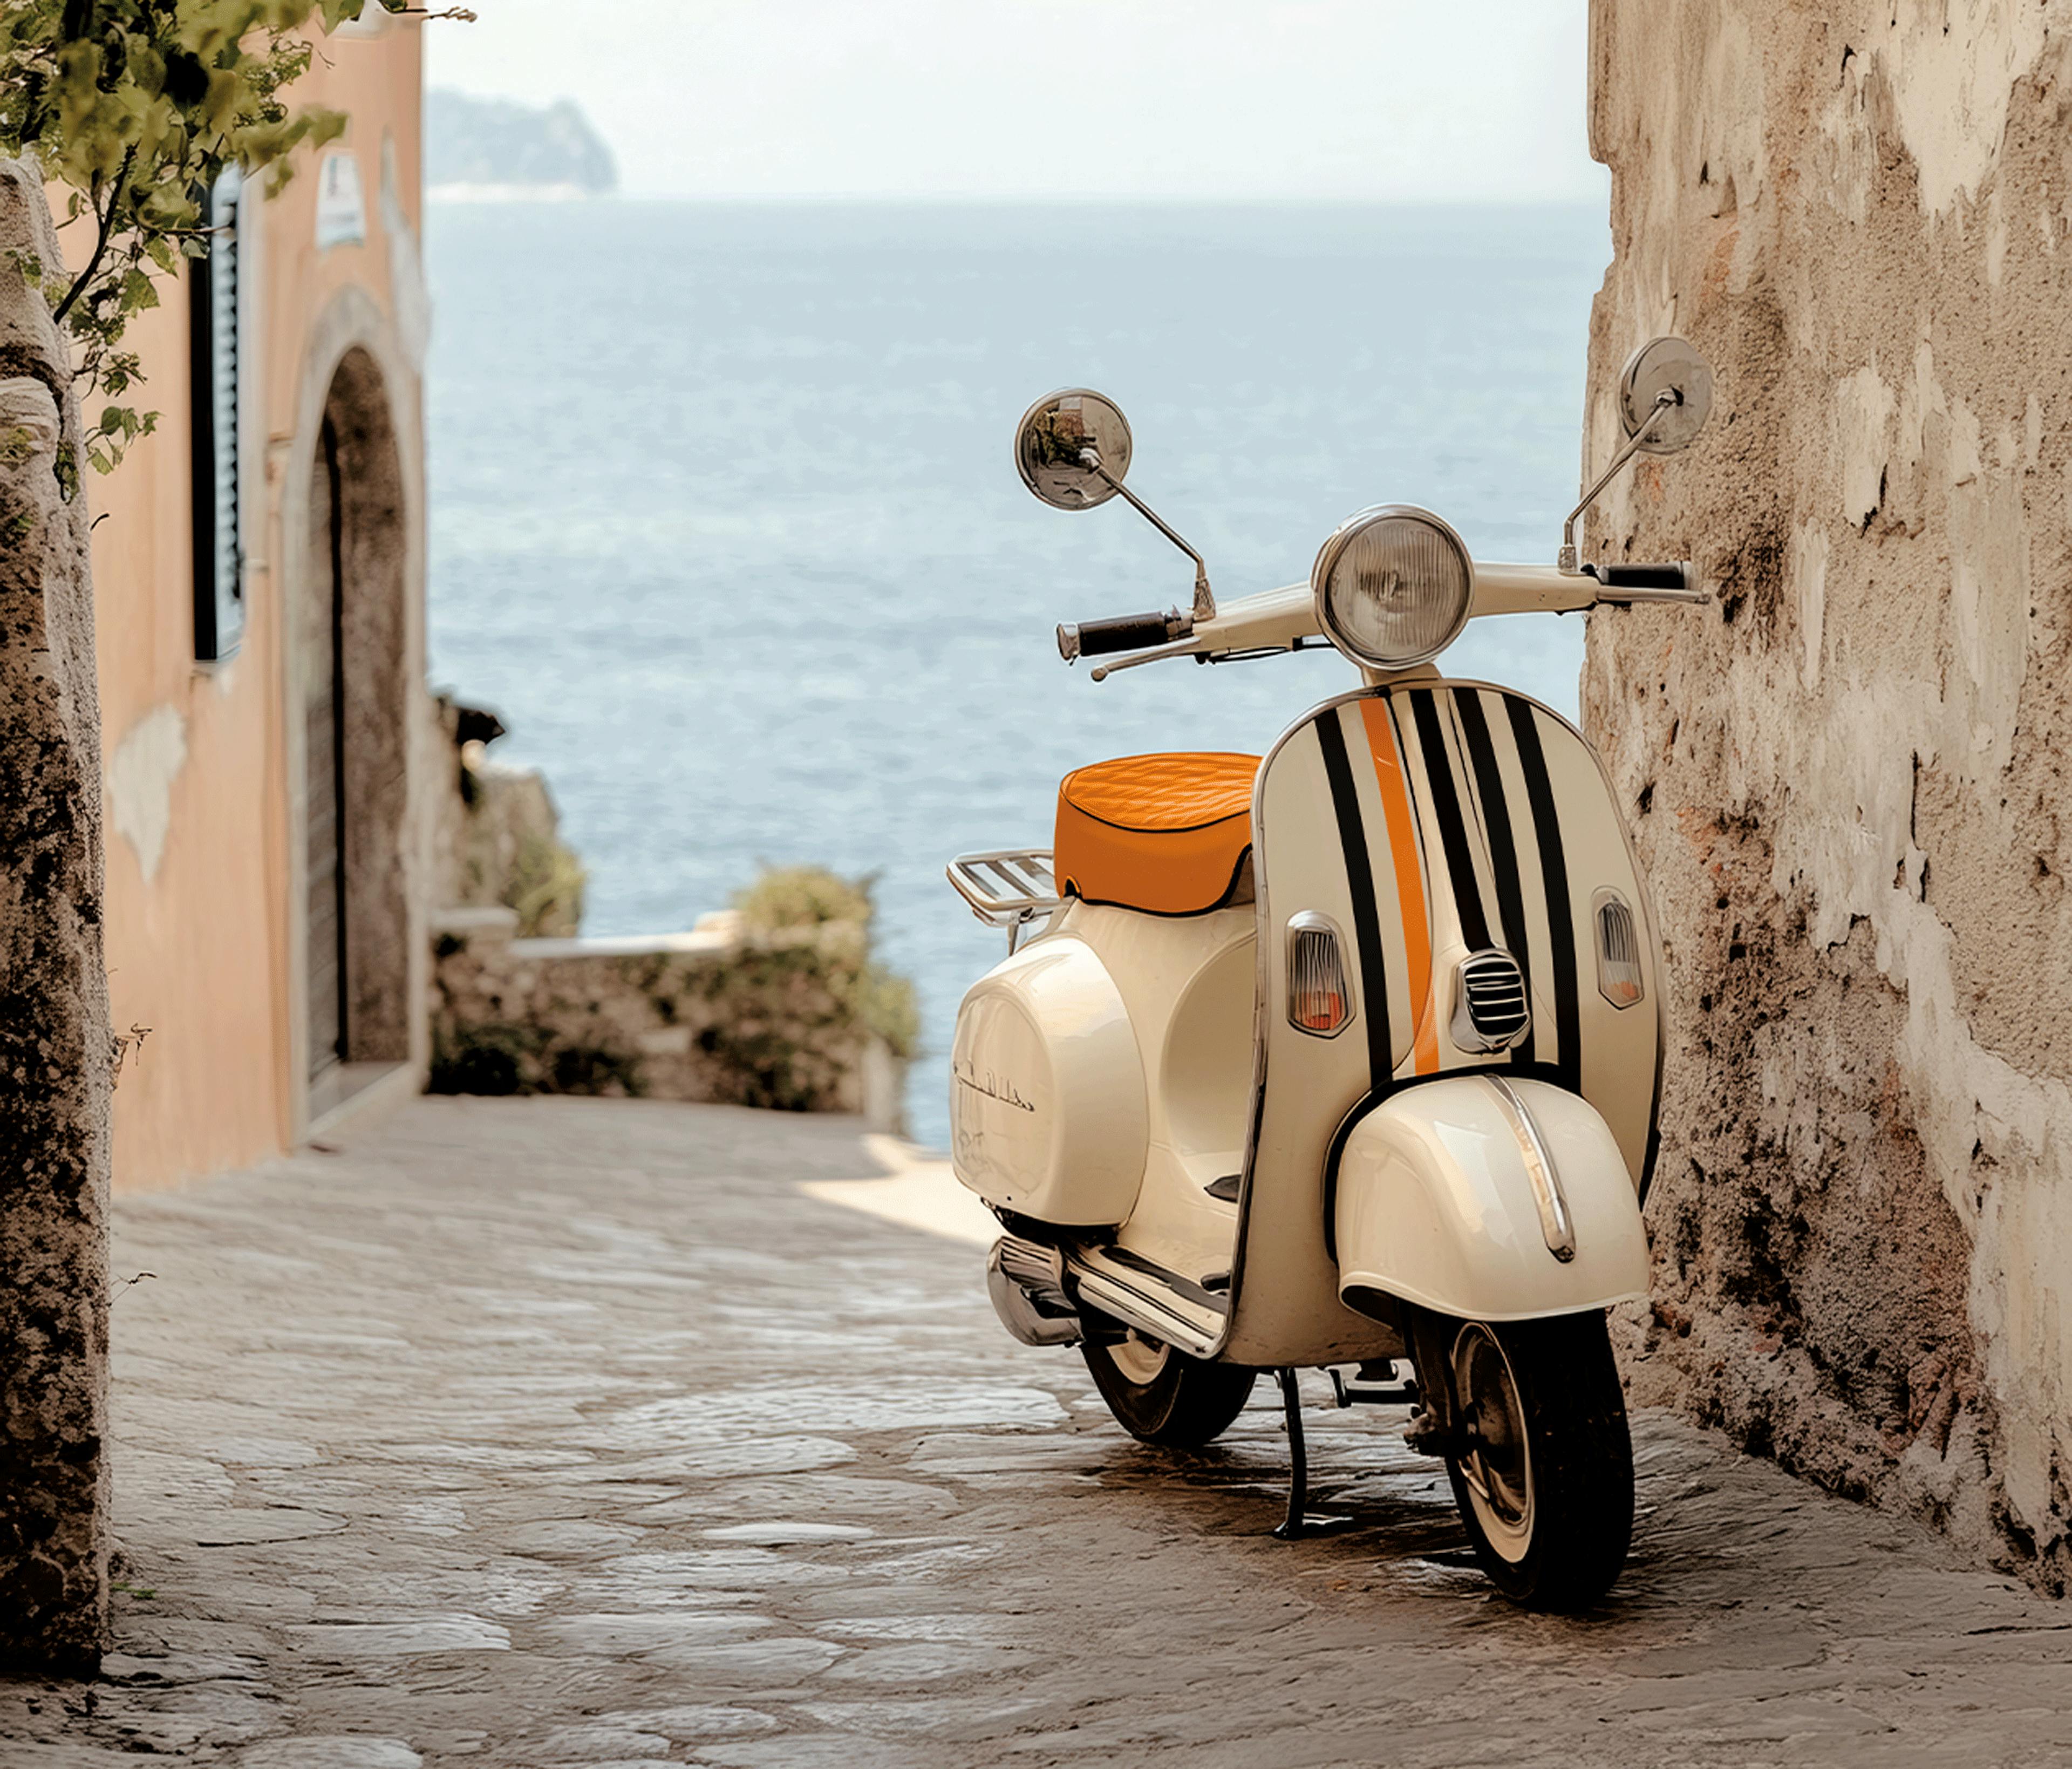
1585, 1, 2072, 1587
428, 908, 905, 1128
424, 736, 909, 1129
0, 160, 112, 1666
425, 693, 584, 938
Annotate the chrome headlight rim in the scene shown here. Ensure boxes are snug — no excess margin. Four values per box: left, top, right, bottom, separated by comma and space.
1310, 503, 1476, 671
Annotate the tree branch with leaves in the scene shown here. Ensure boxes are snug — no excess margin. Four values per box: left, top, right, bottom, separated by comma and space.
0, 0, 423, 479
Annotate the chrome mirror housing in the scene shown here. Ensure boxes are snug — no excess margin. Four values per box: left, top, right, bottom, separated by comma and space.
1618, 336, 1713, 455
1558, 335, 1716, 572
1013, 388, 1134, 511
1012, 385, 1217, 622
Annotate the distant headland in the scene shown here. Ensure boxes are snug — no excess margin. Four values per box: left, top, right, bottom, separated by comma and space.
425, 90, 617, 201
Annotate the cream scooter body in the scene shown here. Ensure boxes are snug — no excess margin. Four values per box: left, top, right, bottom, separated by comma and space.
949, 345, 1714, 1607
950, 657, 1662, 1363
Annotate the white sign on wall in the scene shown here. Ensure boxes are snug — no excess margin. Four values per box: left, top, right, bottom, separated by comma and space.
315, 152, 366, 250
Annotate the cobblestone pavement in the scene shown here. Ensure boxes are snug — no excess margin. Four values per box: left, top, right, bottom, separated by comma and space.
5, 1097, 2072, 1768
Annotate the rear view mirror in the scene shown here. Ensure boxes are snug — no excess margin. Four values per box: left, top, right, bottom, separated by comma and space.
1014, 389, 1134, 511
1618, 336, 1713, 455
1558, 336, 1716, 571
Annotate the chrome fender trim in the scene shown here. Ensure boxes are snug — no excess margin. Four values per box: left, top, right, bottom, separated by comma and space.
1485, 1074, 1576, 1262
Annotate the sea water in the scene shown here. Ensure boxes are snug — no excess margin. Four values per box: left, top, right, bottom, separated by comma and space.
424, 200, 1610, 1148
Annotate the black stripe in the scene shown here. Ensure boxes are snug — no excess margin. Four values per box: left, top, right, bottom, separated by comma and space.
1064, 845, 1254, 917
1312, 710, 1393, 1090
1505, 697, 1580, 1092
1453, 688, 1535, 1067
1320, 1093, 1383, 1263
1407, 690, 1491, 952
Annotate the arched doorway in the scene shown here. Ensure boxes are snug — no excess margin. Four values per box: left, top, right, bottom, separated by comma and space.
304, 348, 409, 1100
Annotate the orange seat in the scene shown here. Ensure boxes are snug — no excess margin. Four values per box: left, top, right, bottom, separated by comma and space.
1054, 752, 1260, 916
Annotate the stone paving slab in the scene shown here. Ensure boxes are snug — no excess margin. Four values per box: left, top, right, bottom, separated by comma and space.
3, 1096, 2070, 1766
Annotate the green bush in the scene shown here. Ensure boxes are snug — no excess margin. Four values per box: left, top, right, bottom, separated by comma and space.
427, 1022, 535, 1097
733, 864, 875, 931
731, 865, 919, 1064
857, 963, 919, 1062
504, 831, 586, 937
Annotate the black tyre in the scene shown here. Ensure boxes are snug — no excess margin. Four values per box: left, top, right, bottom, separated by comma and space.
1081, 1321, 1256, 1448
1441, 1310, 1633, 1610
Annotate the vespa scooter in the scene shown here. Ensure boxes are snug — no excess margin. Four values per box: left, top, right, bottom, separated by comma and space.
945, 338, 1713, 1609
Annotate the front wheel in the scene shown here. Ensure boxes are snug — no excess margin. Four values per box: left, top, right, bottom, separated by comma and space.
1442, 1311, 1632, 1610
1081, 1318, 1256, 1447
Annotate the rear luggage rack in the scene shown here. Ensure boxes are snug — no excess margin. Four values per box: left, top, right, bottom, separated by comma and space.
947, 849, 1062, 951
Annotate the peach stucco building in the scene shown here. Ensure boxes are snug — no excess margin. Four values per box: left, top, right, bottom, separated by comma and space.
87, 13, 433, 1189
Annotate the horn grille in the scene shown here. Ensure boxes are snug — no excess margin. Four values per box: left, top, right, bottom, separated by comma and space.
1453, 949, 1530, 1052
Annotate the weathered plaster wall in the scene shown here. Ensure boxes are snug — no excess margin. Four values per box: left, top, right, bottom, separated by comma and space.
1586, 1, 2072, 1586
0, 160, 111, 1666
89, 12, 427, 1185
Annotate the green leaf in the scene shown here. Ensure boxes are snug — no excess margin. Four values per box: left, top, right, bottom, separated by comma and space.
2, 0, 478, 462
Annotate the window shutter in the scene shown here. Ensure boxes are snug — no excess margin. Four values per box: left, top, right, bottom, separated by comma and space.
190, 166, 245, 661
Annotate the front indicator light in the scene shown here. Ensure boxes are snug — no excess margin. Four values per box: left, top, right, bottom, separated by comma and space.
1593, 889, 1645, 1009
1287, 913, 1355, 1037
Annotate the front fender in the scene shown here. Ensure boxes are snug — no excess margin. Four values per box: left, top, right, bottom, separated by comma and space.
1334, 1076, 1648, 1323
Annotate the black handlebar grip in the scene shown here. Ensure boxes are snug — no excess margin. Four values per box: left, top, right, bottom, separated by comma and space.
1058, 609, 1180, 661
1587, 562, 1691, 591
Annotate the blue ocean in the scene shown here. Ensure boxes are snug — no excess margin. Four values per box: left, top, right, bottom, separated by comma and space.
424, 201, 1610, 1147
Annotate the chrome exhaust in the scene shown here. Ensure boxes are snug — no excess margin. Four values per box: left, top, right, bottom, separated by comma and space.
986, 1235, 1082, 1347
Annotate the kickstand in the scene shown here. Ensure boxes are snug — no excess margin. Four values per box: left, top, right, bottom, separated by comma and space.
1271, 1367, 1355, 1541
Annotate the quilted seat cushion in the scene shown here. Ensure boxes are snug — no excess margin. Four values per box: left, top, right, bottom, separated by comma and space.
1054, 752, 1260, 915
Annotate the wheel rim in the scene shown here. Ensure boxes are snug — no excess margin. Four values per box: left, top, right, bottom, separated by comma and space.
1451, 1322, 1533, 1563
1107, 1329, 1170, 1386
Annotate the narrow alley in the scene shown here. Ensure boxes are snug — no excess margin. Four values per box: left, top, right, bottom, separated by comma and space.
6, 1098, 2070, 1768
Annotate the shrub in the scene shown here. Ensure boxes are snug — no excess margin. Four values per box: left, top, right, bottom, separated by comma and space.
505, 830, 585, 938
733, 864, 874, 931
731, 865, 919, 1063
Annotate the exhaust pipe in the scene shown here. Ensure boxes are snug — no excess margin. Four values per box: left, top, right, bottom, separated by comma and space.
986, 1235, 1082, 1347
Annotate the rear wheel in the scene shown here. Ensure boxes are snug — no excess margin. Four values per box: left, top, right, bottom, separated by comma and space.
1081, 1321, 1256, 1447
1442, 1311, 1632, 1610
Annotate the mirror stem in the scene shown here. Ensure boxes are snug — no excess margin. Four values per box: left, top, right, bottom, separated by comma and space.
1558, 390, 1676, 574
1081, 450, 1216, 621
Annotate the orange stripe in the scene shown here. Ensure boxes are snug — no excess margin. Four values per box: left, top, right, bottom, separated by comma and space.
1359, 698, 1438, 1074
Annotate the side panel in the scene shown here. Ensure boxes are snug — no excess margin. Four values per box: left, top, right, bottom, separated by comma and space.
950, 936, 1149, 1226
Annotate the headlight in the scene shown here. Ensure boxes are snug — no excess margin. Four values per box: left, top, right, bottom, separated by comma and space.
1311, 505, 1474, 669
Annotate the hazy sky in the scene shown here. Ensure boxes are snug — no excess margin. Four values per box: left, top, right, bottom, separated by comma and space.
425, 1, 1604, 202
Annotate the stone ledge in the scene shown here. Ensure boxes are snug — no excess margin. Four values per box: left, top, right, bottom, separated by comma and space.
428, 904, 520, 939
427, 908, 901, 1127
512, 910, 744, 962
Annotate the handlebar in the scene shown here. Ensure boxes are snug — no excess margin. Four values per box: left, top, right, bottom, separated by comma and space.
1583, 561, 1700, 600
1057, 607, 1189, 662
1059, 559, 1708, 673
